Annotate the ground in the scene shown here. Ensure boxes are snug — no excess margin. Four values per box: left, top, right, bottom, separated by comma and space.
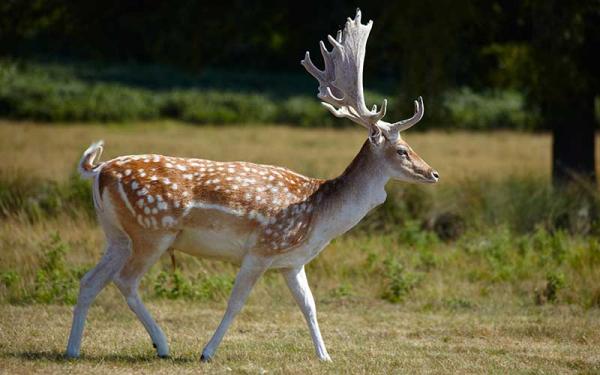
2, 300, 599, 374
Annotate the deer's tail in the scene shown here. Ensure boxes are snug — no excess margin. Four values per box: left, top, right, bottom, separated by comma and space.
78, 140, 104, 179
78, 140, 106, 211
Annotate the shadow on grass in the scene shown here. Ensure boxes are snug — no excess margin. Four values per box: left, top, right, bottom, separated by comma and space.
3, 350, 197, 364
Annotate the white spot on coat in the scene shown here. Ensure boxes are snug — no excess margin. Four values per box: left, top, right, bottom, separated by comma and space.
162, 216, 175, 227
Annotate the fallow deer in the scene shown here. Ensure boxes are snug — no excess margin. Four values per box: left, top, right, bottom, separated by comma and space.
66, 9, 439, 362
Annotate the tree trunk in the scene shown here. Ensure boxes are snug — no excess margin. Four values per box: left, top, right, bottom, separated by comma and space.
551, 98, 596, 186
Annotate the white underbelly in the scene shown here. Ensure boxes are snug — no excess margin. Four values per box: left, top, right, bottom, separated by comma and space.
172, 227, 255, 263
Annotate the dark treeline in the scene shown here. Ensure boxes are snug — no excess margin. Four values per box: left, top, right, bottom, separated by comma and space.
1, 1, 592, 96
2, 1, 598, 108
1, 0, 599, 183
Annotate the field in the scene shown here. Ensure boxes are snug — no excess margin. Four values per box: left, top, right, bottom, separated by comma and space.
1, 121, 600, 373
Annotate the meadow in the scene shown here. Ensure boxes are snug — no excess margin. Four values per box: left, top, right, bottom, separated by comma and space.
1, 121, 600, 373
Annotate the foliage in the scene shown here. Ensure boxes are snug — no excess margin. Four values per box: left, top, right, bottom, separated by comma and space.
152, 269, 234, 302
379, 256, 422, 303
0, 233, 89, 304
0, 169, 94, 222
442, 87, 538, 130
30, 232, 86, 304
0, 60, 541, 129
2, 176, 600, 308
0, 232, 235, 305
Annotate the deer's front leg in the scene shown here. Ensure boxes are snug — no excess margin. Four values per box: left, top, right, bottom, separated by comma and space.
201, 254, 271, 362
281, 266, 331, 361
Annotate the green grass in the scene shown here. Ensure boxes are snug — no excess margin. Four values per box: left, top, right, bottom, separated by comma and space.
2, 121, 600, 372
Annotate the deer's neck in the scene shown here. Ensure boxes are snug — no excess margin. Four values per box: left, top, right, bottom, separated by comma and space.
313, 140, 388, 239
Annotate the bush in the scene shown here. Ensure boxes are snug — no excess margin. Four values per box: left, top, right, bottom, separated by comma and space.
30, 233, 86, 304
0, 60, 543, 129
0, 62, 160, 121
535, 272, 566, 305
442, 87, 538, 130
380, 256, 422, 303
170, 91, 278, 124
278, 97, 333, 127
152, 269, 234, 301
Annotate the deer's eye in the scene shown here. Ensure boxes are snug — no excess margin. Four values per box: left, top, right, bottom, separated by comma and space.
397, 148, 409, 157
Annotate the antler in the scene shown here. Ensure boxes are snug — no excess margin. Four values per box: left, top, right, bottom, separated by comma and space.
378, 96, 424, 135
301, 9, 424, 139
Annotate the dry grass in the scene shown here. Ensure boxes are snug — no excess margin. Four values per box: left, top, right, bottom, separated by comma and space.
2, 121, 600, 373
1, 301, 599, 374
0, 120, 566, 182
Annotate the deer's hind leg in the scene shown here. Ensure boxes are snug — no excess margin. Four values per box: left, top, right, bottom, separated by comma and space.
66, 227, 130, 358
112, 231, 177, 358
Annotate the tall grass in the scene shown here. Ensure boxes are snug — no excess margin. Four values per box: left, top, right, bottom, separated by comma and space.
1, 168, 599, 309
3, 166, 596, 235
1, 123, 597, 310
0, 170, 94, 221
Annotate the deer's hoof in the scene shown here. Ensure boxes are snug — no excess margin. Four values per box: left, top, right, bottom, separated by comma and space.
65, 350, 80, 360
200, 353, 212, 363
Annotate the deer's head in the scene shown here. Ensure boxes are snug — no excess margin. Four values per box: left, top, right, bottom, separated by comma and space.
302, 9, 439, 184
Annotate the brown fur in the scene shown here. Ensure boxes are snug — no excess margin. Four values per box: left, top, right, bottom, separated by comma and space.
98, 154, 326, 254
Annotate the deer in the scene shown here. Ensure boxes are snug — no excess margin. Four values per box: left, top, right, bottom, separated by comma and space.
66, 9, 439, 362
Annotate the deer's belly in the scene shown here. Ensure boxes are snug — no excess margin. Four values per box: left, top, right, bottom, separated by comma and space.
270, 232, 332, 268
172, 227, 255, 263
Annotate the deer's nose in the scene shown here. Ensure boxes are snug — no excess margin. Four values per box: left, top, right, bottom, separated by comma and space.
431, 170, 440, 181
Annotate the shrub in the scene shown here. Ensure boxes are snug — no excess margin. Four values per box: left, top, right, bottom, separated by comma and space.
31, 232, 87, 304
535, 271, 566, 305
172, 91, 278, 124
0, 62, 160, 121
1, 60, 545, 129
278, 97, 333, 127
380, 256, 422, 303
442, 87, 538, 130
328, 283, 354, 299
152, 269, 234, 301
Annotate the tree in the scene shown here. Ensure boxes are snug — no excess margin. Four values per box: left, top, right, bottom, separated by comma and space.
529, 0, 599, 185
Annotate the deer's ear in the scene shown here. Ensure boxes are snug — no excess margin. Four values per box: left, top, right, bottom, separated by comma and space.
368, 126, 384, 146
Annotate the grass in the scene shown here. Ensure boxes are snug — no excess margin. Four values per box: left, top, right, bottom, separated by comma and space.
2, 302, 599, 374
2, 120, 600, 373
0, 120, 558, 182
